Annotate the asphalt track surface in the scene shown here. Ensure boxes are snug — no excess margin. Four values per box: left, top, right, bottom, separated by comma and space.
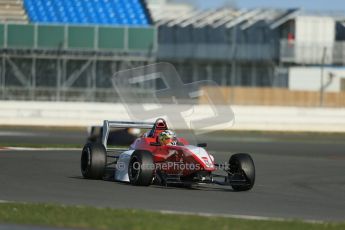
0, 128, 345, 222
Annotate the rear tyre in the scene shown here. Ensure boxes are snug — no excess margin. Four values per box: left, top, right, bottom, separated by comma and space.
81, 143, 106, 179
229, 153, 255, 191
128, 150, 154, 186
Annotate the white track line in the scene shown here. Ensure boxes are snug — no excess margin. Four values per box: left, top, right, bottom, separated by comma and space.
0, 131, 36, 137
0, 200, 12, 203
1, 147, 80, 151
1, 147, 129, 151
159, 210, 324, 224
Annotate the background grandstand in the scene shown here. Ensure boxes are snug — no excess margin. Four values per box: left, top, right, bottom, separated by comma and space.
0, 0, 156, 102
0, 0, 344, 106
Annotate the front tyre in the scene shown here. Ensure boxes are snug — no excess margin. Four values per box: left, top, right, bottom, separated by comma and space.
81, 143, 106, 179
128, 150, 154, 186
229, 153, 255, 191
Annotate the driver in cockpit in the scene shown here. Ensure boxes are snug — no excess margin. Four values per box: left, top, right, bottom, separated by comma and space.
158, 130, 177, 146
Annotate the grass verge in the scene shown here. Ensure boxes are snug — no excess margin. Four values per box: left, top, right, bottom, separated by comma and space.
0, 202, 344, 230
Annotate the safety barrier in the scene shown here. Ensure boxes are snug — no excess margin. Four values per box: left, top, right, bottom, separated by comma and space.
1, 101, 345, 132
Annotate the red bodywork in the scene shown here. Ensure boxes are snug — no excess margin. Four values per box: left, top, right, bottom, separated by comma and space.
129, 119, 216, 176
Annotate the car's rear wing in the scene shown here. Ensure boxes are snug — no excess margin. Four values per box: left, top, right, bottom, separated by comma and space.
102, 120, 154, 148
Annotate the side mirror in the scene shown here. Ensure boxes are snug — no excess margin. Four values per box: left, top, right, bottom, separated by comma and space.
197, 143, 207, 148
150, 142, 161, 146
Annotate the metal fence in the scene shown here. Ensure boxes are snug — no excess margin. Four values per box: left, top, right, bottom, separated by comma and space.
280, 40, 345, 65
0, 57, 153, 102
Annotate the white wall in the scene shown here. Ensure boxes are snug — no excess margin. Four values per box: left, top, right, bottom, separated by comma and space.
289, 67, 345, 92
295, 16, 335, 63
1, 101, 345, 133
295, 16, 335, 43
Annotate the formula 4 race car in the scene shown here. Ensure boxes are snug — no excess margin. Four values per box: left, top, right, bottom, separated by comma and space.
80, 118, 255, 191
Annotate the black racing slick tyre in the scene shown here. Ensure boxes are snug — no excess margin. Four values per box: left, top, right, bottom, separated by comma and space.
128, 150, 154, 186
229, 153, 255, 191
81, 142, 106, 179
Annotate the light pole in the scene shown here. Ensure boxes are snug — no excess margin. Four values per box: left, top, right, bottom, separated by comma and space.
320, 47, 327, 107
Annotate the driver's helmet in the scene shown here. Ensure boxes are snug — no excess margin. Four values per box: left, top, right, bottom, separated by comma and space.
158, 130, 176, 145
